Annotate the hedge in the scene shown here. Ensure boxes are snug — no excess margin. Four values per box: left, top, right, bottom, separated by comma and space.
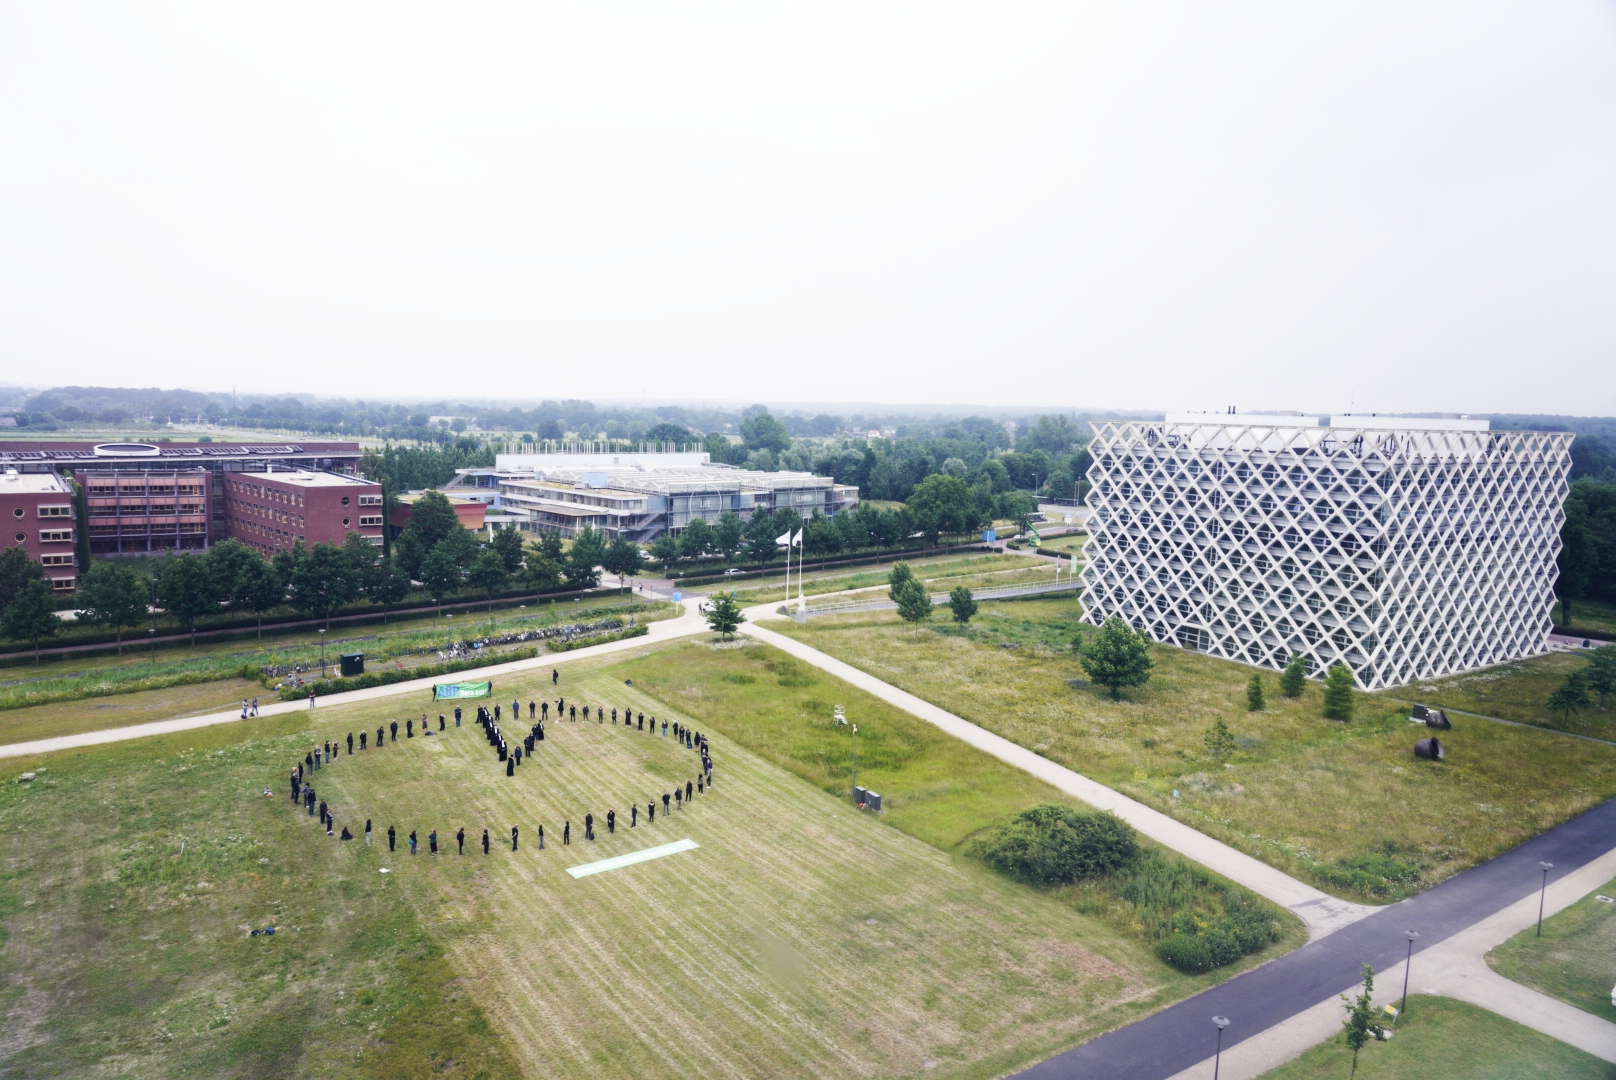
274, 648, 543, 700
547, 624, 648, 653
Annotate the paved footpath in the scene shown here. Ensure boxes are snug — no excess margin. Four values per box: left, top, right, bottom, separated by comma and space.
0, 599, 710, 761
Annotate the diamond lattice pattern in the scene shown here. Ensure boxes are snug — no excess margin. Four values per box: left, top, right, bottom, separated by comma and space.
1079, 420, 1573, 690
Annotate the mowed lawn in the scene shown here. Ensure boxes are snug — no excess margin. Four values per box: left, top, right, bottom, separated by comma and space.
0, 676, 268, 746
192, 652, 1183, 1080
1377, 650, 1616, 742
0, 648, 1188, 1080
1488, 873, 1616, 1024
775, 599, 1616, 901
1255, 996, 1613, 1080
728, 552, 1040, 607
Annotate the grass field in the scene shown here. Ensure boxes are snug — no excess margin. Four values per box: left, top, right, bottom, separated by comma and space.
1030, 534, 1087, 556
0, 676, 270, 746
1488, 873, 1616, 1024
0, 637, 1289, 1079
1555, 598, 1616, 641
1255, 996, 1614, 1079
1378, 650, 1616, 741
775, 599, 1616, 902
727, 552, 1040, 607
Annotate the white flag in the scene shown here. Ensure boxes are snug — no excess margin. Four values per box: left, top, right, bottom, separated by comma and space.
776, 531, 792, 546
792, 529, 803, 546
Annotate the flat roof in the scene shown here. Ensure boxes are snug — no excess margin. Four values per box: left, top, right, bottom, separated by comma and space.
1163, 412, 1490, 432
0, 470, 72, 494
258, 469, 377, 488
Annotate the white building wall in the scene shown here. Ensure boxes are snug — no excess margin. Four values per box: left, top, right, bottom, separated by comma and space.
1079, 417, 1574, 690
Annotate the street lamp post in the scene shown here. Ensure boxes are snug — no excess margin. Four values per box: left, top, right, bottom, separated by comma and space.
148, 627, 156, 664
432, 599, 439, 634
318, 629, 326, 676
1212, 1016, 1230, 1080
833, 705, 858, 803
1538, 861, 1555, 936
1400, 930, 1419, 1020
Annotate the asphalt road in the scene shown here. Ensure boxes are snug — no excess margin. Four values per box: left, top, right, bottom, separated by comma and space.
1014, 794, 1616, 1080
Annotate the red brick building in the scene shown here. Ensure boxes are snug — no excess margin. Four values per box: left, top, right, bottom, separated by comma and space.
223, 469, 383, 556
1, 468, 78, 592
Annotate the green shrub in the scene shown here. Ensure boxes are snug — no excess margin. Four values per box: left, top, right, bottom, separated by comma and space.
973, 804, 1138, 887
1156, 934, 1213, 973
546, 624, 648, 653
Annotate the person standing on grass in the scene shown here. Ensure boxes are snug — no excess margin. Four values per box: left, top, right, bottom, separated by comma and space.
630, 804, 638, 828
552, 669, 558, 685
365, 819, 372, 846
538, 824, 545, 850
506, 755, 515, 778
409, 830, 418, 855
318, 799, 327, 825
347, 732, 354, 755
512, 699, 519, 720
674, 788, 682, 812
407, 718, 414, 739
388, 825, 396, 851
390, 720, 398, 743
305, 787, 315, 815
359, 731, 367, 750
662, 719, 668, 737
685, 780, 693, 804
570, 704, 577, 722
456, 827, 465, 854
529, 700, 535, 719
439, 714, 446, 731
563, 821, 570, 845
290, 771, 300, 801
482, 829, 490, 855
511, 825, 519, 852
541, 701, 548, 720
607, 809, 615, 835
429, 830, 438, 855
585, 813, 593, 841
662, 792, 671, 815
455, 706, 462, 727
376, 725, 385, 747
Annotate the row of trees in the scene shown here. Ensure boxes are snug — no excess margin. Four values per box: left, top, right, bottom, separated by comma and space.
1546, 646, 1616, 721
1557, 479, 1616, 628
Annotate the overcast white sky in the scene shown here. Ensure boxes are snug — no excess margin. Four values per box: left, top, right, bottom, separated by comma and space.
1, 2, 1613, 415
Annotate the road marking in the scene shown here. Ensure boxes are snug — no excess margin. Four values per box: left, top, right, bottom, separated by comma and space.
566, 838, 699, 878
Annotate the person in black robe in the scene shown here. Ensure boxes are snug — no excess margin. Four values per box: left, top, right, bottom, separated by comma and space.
538, 722, 545, 741
340, 825, 353, 840
408, 717, 416, 738
439, 714, 446, 731
648, 801, 655, 823
389, 720, 398, 742
607, 809, 615, 834
631, 804, 638, 827
638, 712, 645, 730
511, 825, 519, 851
612, 708, 618, 724
506, 755, 514, 777
585, 813, 594, 841
346, 732, 354, 754
538, 824, 545, 849
481, 828, 490, 854
457, 827, 465, 854
365, 819, 372, 845
686, 780, 693, 803
360, 731, 367, 750
552, 669, 558, 685
563, 821, 570, 845
388, 824, 397, 851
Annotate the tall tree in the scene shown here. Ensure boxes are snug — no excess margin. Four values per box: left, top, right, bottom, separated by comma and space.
1279, 654, 1307, 698
565, 526, 606, 589
341, 530, 380, 576
704, 592, 745, 640
894, 576, 932, 636
491, 527, 525, 573
1339, 964, 1379, 1078
603, 536, 642, 585
1322, 663, 1356, 721
1586, 647, 1616, 708
712, 511, 744, 562
642, 421, 696, 446
367, 557, 411, 622
1547, 672, 1592, 723
152, 554, 218, 646
948, 584, 978, 625
649, 533, 682, 570
1078, 618, 1154, 699
906, 473, 981, 546
740, 409, 792, 454
468, 549, 509, 613
398, 490, 463, 552
1246, 673, 1266, 711
1, 578, 59, 663
680, 517, 714, 560
0, 546, 44, 610
888, 561, 916, 602
236, 555, 284, 637
76, 561, 148, 653
290, 543, 359, 629
418, 545, 464, 601
522, 547, 563, 593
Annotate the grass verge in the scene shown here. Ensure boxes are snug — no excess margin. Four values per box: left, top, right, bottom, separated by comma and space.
1378, 650, 1616, 742
1254, 996, 1612, 1079
1487, 873, 1616, 1023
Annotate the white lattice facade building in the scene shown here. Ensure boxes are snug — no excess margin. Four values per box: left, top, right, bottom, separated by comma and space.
1080, 414, 1573, 690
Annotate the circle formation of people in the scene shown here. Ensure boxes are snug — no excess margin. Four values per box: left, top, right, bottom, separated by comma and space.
283, 667, 716, 857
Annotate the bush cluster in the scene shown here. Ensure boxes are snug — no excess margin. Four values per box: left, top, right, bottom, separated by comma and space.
1155, 898, 1282, 973
973, 804, 1138, 886
275, 648, 541, 700
546, 624, 648, 653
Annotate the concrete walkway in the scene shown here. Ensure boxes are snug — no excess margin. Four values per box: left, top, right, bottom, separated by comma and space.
1159, 837, 1616, 1080
0, 600, 710, 761
738, 617, 1376, 940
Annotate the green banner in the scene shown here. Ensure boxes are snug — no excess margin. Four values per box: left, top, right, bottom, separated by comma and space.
434, 680, 492, 700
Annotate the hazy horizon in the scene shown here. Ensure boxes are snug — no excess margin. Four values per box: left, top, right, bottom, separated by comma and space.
3, 3, 1613, 415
